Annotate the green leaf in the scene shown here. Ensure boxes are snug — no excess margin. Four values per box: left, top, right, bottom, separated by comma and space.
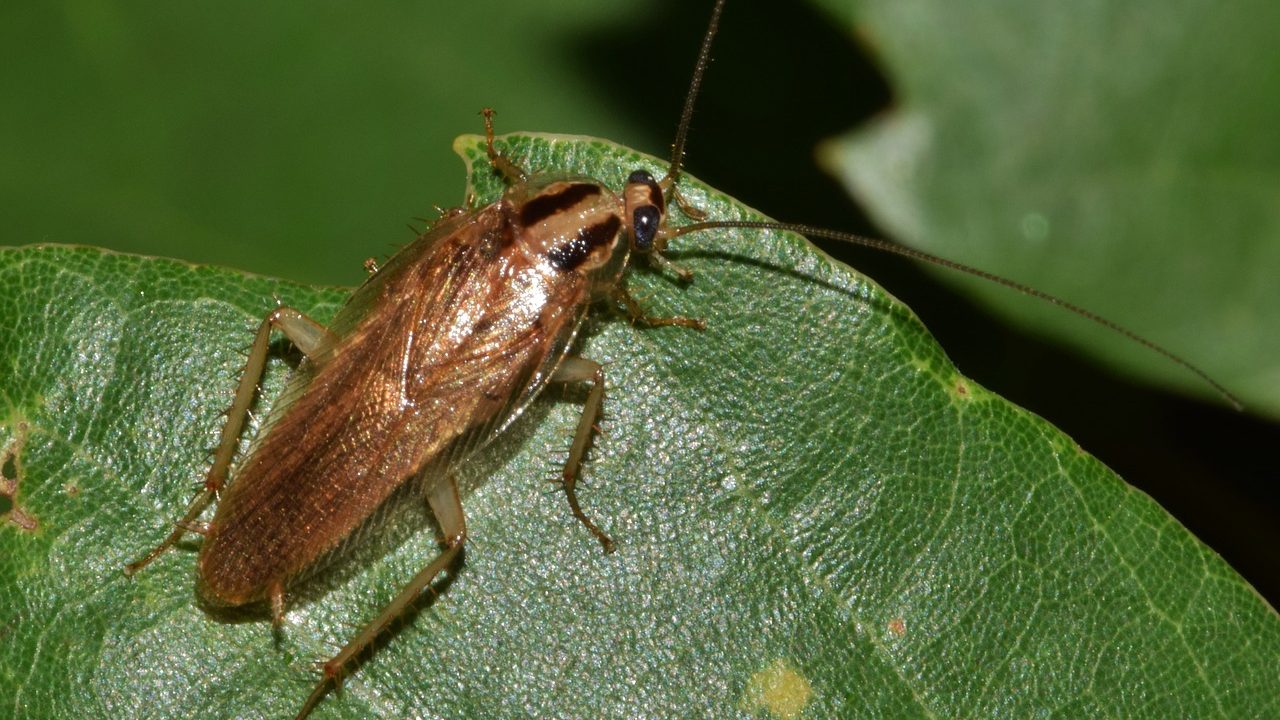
2, 134, 1276, 719
815, 0, 1280, 414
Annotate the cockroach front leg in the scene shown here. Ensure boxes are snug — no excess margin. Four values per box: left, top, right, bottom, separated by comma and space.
296, 475, 468, 720
124, 306, 336, 576
670, 186, 707, 222
551, 356, 618, 554
481, 107, 528, 183
611, 287, 707, 331
552, 300, 703, 555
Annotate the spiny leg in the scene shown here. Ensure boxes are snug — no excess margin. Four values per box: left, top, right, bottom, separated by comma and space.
551, 357, 618, 554
612, 287, 706, 331
428, 204, 471, 230
552, 297, 706, 546
295, 475, 468, 720
481, 107, 527, 183
124, 306, 335, 576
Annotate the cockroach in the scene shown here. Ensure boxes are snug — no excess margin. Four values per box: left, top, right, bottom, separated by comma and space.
122, 0, 1241, 717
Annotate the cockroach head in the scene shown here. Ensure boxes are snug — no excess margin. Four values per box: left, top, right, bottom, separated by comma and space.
623, 169, 667, 255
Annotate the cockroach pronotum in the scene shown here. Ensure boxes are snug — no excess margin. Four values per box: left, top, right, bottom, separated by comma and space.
122, 1, 1241, 717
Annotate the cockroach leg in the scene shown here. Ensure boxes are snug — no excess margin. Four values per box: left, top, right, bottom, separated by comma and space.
124, 306, 335, 577
296, 476, 468, 720
481, 107, 527, 183
647, 251, 696, 283
427, 205, 469, 231
270, 581, 287, 626
174, 520, 210, 536
261, 307, 336, 359
612, 287, 707, 331
550, 356, 616, 555
669, 186, 707, 221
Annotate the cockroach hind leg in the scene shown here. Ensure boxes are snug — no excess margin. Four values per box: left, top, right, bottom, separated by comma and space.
125, 306, 335, 578
124, 492, 217, 577
262, 306, 337, 361
294, 477, 468, 720
612, 286, 706, 331
480, 107, 527, 183
550, 357, 617, 555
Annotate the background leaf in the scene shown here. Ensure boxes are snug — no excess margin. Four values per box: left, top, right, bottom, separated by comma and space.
802, 0, 1280, 601
2, 134, 1277, 719
815, 0, 1280, 414
0, 0, 661, 287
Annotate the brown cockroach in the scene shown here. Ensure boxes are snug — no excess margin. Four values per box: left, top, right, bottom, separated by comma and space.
123, 0, 1240, 717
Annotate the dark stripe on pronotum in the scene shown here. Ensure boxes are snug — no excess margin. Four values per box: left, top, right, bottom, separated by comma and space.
547, 216, 622, 271
520, 183, 602, 227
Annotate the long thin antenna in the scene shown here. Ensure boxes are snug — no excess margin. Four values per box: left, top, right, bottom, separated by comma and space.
664, 0, 727, 185
669, 219, 1244, 411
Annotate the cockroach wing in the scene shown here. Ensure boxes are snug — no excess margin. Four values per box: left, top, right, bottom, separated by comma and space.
197, 204, 591, 605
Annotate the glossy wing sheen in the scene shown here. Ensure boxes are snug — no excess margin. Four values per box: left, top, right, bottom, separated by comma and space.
197, 203, 589, 605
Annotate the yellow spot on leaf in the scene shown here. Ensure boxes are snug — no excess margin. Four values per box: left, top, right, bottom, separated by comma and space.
742, 658, 813, 720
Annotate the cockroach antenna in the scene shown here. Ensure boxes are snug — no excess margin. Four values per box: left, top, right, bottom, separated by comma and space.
658, 0, 1243, 412
662, 0, 726, 187
669, 221, 1245, 411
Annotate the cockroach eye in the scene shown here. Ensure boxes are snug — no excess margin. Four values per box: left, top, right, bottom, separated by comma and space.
632, 205, 661, 251
627, 169, 655, 185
